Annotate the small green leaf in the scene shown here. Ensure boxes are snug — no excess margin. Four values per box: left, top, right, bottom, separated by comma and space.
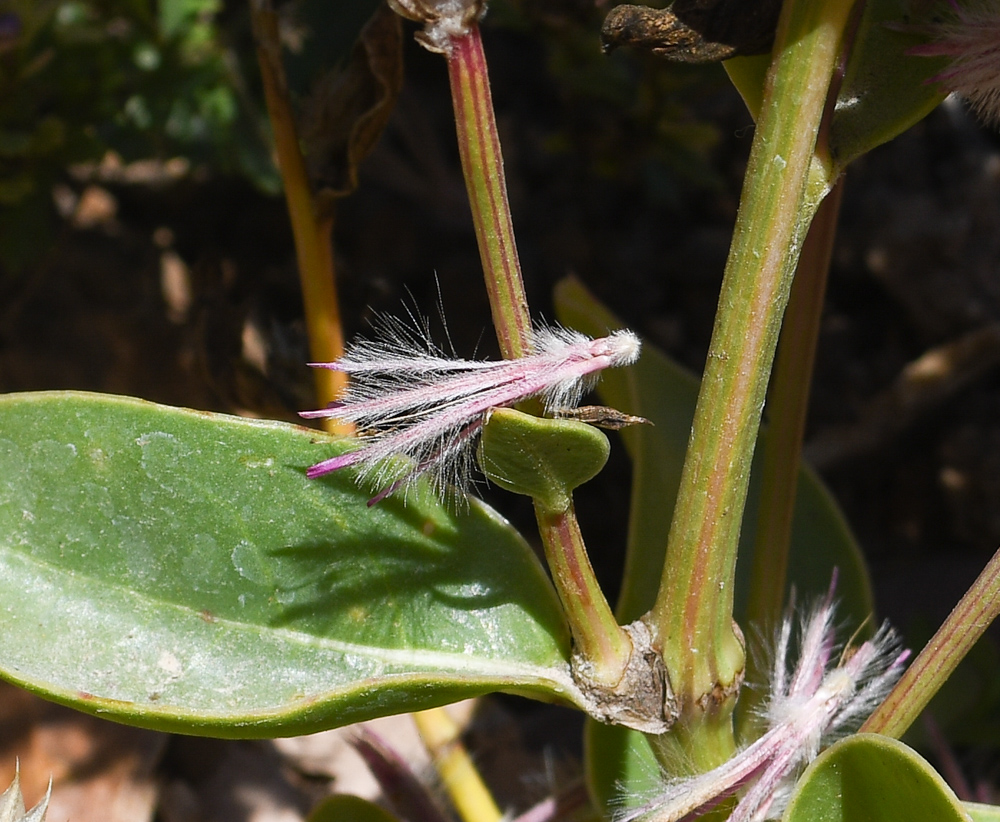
782, 734, 968, 822
724, 53, 771, 120
478, 408, 610, 514
0, 392, 579, 736
829, 0, 947, 169
308, 795, 401, 822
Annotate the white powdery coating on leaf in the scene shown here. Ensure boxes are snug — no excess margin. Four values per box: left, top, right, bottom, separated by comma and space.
302, 321, 641, 502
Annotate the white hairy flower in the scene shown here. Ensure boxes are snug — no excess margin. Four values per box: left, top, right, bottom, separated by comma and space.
616, 589, 909, 822
301, 317, 641, 504
0, 764, 50, 822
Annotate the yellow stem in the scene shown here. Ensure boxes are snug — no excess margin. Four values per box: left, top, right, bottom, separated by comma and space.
413, 707, 503, 822
251, 3, 350, 431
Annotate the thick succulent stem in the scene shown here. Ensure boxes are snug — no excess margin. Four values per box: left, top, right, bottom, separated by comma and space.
646, 0, 854, 764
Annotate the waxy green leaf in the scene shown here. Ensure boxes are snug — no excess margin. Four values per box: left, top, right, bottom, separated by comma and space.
308, 795, 402, 822
782, 734, 968, 822
725, 0, 948, 171
0, 392, 579, 736
967, 802, 1000, 822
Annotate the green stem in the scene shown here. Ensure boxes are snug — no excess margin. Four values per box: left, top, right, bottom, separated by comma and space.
745, 178, 845, 633
862, 546, 1000, 738
445, 24, 630, 685
447, 24, 532, 360
536, 504, 633, 687
646, 0, 853, 750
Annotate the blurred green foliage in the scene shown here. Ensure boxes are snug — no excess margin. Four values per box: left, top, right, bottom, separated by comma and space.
0, 0, 277, 270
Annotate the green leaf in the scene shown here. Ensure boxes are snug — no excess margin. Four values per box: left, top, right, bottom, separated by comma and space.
307, 795, 402, 822
829, 0, 947, 169
584, 719, 662, 822
966, 803, 1000, 822
555, 277, 873, 816
0, 392, 579, 736
782, 734, 968, 822
478, 408, 610, 514
723, 53, 770, 120
724, 1, 948, 169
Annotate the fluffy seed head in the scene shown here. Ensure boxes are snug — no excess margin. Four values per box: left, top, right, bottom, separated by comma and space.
614, 591, 907, 822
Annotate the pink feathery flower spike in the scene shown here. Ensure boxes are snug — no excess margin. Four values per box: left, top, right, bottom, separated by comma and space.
615, 580, 909, 822
908, 0, 1000, 125
301, 323, 641, 505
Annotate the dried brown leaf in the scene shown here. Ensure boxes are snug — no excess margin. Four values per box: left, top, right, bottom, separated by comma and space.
302, 4, 404, 212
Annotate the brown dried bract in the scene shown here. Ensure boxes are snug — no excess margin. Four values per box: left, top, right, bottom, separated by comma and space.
573, 620, 677, 734
601, 0, 780, 64
553, 405, 651, 430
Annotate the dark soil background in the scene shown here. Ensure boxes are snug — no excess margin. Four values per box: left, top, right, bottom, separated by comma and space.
4, 5, 1000, 816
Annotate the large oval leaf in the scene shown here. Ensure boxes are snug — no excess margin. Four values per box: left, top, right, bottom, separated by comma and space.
0, 392, 578, 736
782, 734, 968, 822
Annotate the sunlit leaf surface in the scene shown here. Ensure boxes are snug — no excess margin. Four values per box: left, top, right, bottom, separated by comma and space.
0, 392, 577, 736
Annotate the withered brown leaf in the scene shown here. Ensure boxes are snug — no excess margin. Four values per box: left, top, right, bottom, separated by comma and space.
601, 0, 781, 64
301, 4, 404, 211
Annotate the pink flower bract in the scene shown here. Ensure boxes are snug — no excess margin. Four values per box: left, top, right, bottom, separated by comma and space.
301, 325, 641, 504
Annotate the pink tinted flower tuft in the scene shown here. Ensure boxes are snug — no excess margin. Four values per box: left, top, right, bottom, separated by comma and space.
910, 0, 1000, 124
301, 321, 641, 504
615, 591, 907, 822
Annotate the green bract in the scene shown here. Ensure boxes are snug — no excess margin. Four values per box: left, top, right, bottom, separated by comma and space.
478, 407, 610, 514
782, 734, 967, 822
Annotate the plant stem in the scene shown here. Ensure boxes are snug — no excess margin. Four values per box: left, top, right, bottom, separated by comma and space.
446, 24, 630, 686
536, 503, 633, 687
646, 0, 853, 751
250, 1, 349, 430
745, 178, 845, 633
862, 546, 1000, 738
447, 24, 532, 360
414, 707, 503, 822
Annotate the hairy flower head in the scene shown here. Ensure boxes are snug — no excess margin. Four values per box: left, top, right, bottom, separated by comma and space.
910, 0, 1000, 124
615, 587, 908, 822
301, 320, 641, 504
